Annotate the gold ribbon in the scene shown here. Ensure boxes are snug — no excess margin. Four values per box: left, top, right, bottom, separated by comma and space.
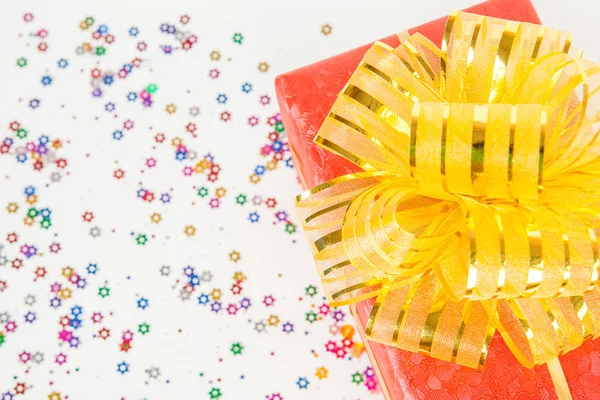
296, 11, 600, 380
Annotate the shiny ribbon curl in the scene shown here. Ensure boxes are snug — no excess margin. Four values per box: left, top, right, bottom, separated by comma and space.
295, 11, 600, 375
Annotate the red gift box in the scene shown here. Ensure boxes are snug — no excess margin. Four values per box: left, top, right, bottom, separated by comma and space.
275, 0, 600, 398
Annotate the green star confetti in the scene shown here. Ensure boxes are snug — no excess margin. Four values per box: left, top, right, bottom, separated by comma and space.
351, 372, 364, 384
40, 218, 52, 229
305, 285, 317, 297
274, 121, 284, 133
136, 234, 148, 245
16, 58, 27, 68
98, 286, 110, 298
235, 194, 247, 205
285, 223, 296, 234
138, 323, 150, 335
230, 342, 243, 355
146, 83, 158, 93
305, 311, 317, 324
197, 187, 209, 198
208, 387, 222, 399
232, 33, 243, 44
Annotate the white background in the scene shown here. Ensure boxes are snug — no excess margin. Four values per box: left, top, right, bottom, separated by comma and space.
0, 0, 598, 399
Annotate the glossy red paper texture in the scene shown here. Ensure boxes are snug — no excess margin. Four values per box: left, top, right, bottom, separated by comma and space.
275, 0, 600, 398
354, 298, 600, 399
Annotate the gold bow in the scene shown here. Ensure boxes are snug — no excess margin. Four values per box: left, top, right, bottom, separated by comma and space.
296, 11, 600, 373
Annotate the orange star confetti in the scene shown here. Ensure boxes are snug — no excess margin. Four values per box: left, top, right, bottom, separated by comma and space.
352, 342, 366, 357
315, 367, 329, 379
340, 325, 355, 339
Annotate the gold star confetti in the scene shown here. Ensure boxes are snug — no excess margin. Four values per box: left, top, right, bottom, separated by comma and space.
194, 162, 206, 174
61, 266, 74, 278
266, 160, 278, 171
23, 216, 35, 226
249, 174, 260, 184
321, 24, 333, 36
210, 50, 221, 61
165, 103, 177, 114
184, 225, 196, 237
48, 392, 62, 400
26, 194, 37, 205
171, 137, 183, 147
215, 187, 227, 198
210, 288, 222, 301
258, 62, 269, 73
150, 213, 162, 224
229, 251, 241, 262
6, 202, 18, 213
233, 271, 246, 282
59, 288, 72, 300
315, 367, 329, 379
267, 315, 280, 326
198, 159, 211, 170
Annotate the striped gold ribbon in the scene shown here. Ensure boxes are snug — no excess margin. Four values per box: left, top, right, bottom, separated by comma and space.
296, 10, 600, 380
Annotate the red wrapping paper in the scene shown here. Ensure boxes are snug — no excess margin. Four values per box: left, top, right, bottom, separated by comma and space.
275, 0, 600, 398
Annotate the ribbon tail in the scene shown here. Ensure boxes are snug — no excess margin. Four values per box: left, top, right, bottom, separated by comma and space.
547, 358, 573, 400
349, 304, 393, 400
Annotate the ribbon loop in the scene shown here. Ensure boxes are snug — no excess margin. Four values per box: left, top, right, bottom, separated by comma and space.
411, 103, 546, 199
296, 11, 600, 372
